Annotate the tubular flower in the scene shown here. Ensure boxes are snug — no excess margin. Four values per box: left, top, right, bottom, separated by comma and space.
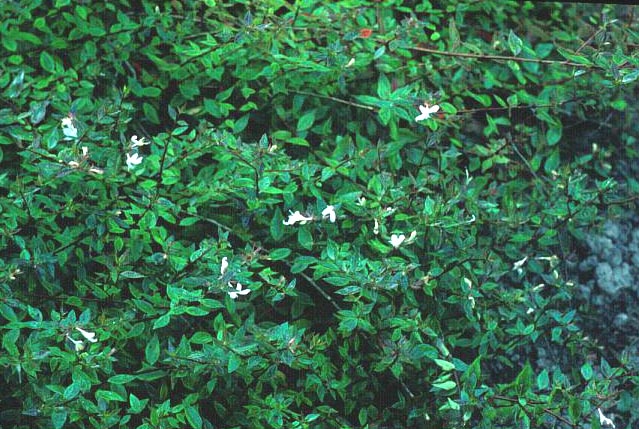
126, 152, 143, 169
61, 116, 78, 139
228, 282, 251, 299
283, 210, 314, 226
321, 205, 336, 223
389, 234, 406, 249
75, 327, 98, 343
131, 135, 150, 148
598, 408, 615, 428
415, 104, 440, 121
66, 334, 85, 352
513, 256, 528, 274
220, 257, 229, 276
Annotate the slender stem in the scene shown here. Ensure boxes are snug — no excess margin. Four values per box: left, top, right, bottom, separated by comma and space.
409, 45, 591, 68
292, 90, 375, 111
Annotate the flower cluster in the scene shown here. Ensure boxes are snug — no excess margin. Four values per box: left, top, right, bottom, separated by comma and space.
126, 135, 149, 170
66, 326, 98, 352
220, 256, 251, 299
59, 144, 104, 175
283, 205, 337, 226
389, 230, 417, 249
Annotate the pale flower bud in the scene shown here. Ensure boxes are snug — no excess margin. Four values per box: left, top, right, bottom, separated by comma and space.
75, 327, 98, 343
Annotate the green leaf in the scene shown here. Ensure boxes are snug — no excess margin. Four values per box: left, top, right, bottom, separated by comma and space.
108, 374, 137, 385
291, 256, 316, 273
335, 285, 361, 295
556, 47, 592, 66
270, 209, 285, 240
63, 383, 81, 400
546, 125, 562, 145
40, 51, 56, 73
141, 86, 162, 97
434, 358, 456, 371
622, 69, 639, 84
2, 329, 19, 356
439, 102, 457, 115
298, 227, 313, 250
508, 30, 523, 56
153, 313, 171, 329
432, 380, 457, 390
0, 303, 18, 322
580, 363, 593, 381
190, 331, 213, 344
143, 102, 160, 124
227, 353, 240, 373
51, 408, 68, 429
377, 73, 391, 99
30, 100, 49, 124
119, 270, 145, 279
537, 369, 549, 390
96, 390, 126, 402
269, 248, 291, 260
535, 42, 554, 58
544, 149, 560, 174
185, 405, 203, 429
468, 92, 492, 107
145, 335, 160, 365
129, 393, 147, 413
297, 110, 315, 132
610, 99, 627, 111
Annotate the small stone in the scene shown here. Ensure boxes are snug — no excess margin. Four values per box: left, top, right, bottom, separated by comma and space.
602, 221, 621, 240
613, 313, 629, 329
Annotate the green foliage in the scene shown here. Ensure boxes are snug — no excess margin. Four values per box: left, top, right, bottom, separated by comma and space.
1, 1, 639, 428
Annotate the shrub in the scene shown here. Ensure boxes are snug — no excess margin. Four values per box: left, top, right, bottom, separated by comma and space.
1, 1, 638, 428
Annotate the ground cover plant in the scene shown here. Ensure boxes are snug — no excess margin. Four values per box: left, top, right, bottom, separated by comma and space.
1, 1, 639, 428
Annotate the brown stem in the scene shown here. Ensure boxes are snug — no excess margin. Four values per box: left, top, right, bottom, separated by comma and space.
409, 45, 591, 68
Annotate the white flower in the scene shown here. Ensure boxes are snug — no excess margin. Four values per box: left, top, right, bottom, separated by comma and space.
220, 256, 229, 276
125, 152, 144, 169
61, 116, 78, 139
321, 205, 336, 223
513, 256, 528, 271
390, 234, 406, 249
66, 334, 85, 352
283, 210, 314, 226
228, 282, 251, 299
357, 197, 366, 206
407, 230, 417, 242
345, 57, 355, 68
415, 104, 440, 121
131, 135, 150, 148
81, 146, 89, 157
89, 167, 104, 174
598, 408, 615, 428
75, 327, 98, 343
373, 219, 379, 235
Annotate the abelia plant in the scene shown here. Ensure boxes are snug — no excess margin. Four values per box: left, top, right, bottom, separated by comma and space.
1, 2, 638, 429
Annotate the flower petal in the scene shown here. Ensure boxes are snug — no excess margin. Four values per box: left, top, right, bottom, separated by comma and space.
75, 327, 98, 343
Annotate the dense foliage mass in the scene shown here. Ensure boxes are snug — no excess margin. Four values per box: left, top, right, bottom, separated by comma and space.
1, 1, 639, 428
